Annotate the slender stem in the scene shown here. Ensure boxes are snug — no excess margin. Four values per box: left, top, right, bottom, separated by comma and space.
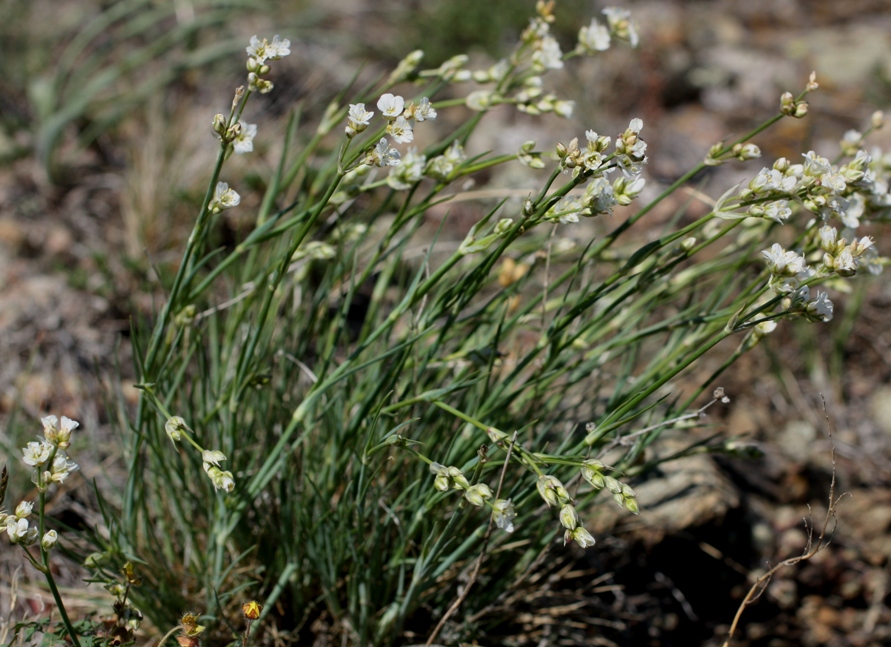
36, 463, 81, 647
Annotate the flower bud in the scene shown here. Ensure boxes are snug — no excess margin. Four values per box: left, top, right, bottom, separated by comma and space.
212, 114, 227, 135
536, 475, 563, 507
569, 526, 596, 548
604, 476, 622, 494
806, 71, 819, 92
581, 459, 606, 489
242, 601, 262, 620
202, 450, 227, 467
559, 504, 579, 530
165, 417, 185, 443
15, 500, 34, 519
464, 483, 493, 507
448, 466, 470, 490
246, 57, 262, 73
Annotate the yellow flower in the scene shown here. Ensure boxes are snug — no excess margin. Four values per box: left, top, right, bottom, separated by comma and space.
242, 601, 262, 620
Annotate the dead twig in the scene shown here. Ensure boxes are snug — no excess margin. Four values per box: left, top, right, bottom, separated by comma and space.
722, 397, 847, 647
424, 433, 517, 646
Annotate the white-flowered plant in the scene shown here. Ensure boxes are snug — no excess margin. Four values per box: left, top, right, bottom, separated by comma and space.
1, 415, 84, 642
161, 412, 236, 493
85, 5, 890, 645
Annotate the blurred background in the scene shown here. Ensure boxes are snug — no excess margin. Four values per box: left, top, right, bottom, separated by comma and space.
1, 0, 890, 645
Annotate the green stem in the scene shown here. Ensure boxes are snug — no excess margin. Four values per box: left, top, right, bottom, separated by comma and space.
37, 465, 81, 647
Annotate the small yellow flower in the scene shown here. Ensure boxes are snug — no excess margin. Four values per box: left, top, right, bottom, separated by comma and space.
180, 613, 205, 637
242, 601, 262, 620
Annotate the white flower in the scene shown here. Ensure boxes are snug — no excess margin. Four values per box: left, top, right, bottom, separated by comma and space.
614, 175, 646, 206
209, 182, 240, 213
762, 243, 807, 276
22, 441, 53, 467
578, 19, 611, 53
532, 35, 564, 71
204, 464, 236, 493
387, 147, 427, 190
367, 138, 400, 167
818, 225, 838, 251
464, 483, 493, 507
443, 140, 467, 165
266, 35, 291, 60
41, 530, 58, 550
425, 141, 466, 181
232, 123, 257, 154
246, 35, 290, 64
15, 501, 33, 519
806, 291, 834, 322
415, 97, 437, 122
546, 196, 585, 224
492, 499, 517, 533
377, 93, 405, 119
553, 100, 575, 119
48, 453, 79, 484
41, 415, 58, 441
58, 416, 78, 446
202, 450, 227, 467
165, 416, 185, 442
434, 54, 469, 80
833, 249, 856, 275
603, 7, 639, 47
346, 103, 374, 137
387, 115, 414, 144
754, 320, 778, 337
802, 151, 831, 177
6, 518, 32, 544
763, 200, 792, 223
584, 177, 618, 214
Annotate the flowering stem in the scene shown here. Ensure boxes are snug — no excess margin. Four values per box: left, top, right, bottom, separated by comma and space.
36, 474, 81, 647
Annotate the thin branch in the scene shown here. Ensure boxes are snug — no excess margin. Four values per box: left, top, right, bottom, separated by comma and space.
722, 396, 844, 647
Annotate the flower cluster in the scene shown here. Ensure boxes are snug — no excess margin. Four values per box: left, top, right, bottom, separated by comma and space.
2, 415, 79, 548
429, 462, 492, 506
165, 417, 235, 493
349, 92, 437, 169
212, 112, 257, 155
536, 475, 597, 548
543, 121, 648, 224
428, 462, 517, 533
575, 6, 643, 55
740, 146, 890, 231
581, 460, 640, 515
760, 243, 835, 322
207, 35, 290, 216
245, 35, 290, 94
